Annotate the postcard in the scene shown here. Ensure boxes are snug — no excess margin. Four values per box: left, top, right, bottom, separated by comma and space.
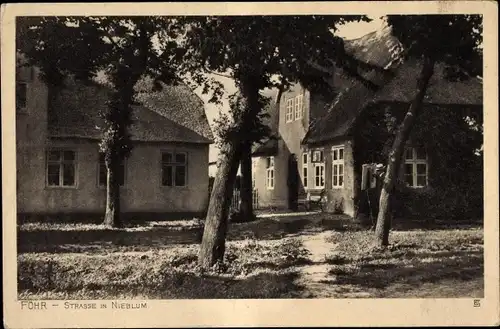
2, 1, 499, 328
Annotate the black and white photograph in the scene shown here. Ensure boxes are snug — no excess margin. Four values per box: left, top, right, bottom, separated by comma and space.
2, 1, 499, 328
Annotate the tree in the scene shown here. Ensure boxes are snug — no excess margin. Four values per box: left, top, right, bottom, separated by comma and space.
237, 94, 273, 221
374, 15, 483, 246
17, 16, 182, 227
179, 15, 383, 268
212, 91, 273, 222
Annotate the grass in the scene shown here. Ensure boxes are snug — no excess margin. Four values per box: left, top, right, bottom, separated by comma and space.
322, 228, 484, 298
17, 214, 483, 299
18, 237, 310, 299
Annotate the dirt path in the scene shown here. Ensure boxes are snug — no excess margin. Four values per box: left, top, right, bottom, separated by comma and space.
293, 231, 371, 298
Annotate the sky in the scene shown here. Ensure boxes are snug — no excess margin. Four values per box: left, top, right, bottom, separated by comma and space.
195, 16, 385, 162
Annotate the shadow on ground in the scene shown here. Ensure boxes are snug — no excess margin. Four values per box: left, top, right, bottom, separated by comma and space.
18, 213, 354, 253
324, 249, 483, 297
18, 212, 482, 254
227, 214, 356, 240
18, 227, 204, 253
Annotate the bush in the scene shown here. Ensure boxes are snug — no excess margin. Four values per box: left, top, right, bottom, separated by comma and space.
393, 182, 483, 222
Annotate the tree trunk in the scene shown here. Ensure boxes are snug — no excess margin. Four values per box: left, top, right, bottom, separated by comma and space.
198, 141, 243, 269
239, 141, 254, 220
374, 57, 435, 246
198, 75, 263, 269
103, 154, 122, 228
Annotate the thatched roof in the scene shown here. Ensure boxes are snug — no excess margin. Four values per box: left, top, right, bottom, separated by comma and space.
302, 25, 483, 145
371, 60, 483, 105
48, 75, 214, 144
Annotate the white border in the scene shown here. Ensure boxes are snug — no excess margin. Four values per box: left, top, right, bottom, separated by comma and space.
2, 2, 499, 328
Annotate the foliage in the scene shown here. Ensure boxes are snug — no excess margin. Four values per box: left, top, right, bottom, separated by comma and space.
17, 16, 185, 225
387, 15, 482, 78
355, 102, 483, 222
371, 15, 483, 245
179, 15, 385, 102
212, 92, 272, 149
17, 16, 182, 87
179, 16, 378, 160
181, 15, 387, 266
18, 16, 182, 156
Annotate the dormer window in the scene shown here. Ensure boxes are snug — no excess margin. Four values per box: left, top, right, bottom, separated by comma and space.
16, 82, 27, 112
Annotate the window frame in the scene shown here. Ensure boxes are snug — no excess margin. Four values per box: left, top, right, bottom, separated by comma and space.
266, 156, 275, 190
97, 153, 127, 188
311, 149, 325, 189
161, 151, 188, 187
294, 94, 303, 120
331, 145, 345, 189
313, 162, 325, 189
285, 98, 294, 123
45, 148, 78, 188
403, 147, 428, 188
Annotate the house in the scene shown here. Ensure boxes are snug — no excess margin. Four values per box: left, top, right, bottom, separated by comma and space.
16, 58, 214, 221
251, 25, 483, 219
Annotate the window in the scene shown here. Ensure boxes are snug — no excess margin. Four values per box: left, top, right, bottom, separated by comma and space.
285, 99, 294, 122
46, 149, 76, 187
312, 150, 323, 163
251, 158, 257, 188
98, 153, 125, 187
266, 156, 274, 189
162, 152, 187, 187
312, 150, 325, 189
16, 82, 27, 111
294, 94, 303, 120
403, 147, 428, 188
314, 163, 325, 189
302, 152, 308, 188
332, 146, 344, 188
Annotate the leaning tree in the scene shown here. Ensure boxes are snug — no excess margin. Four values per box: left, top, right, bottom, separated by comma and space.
178, 15, 388, 269
374, 15, 483, 246
17, 16, 183, 227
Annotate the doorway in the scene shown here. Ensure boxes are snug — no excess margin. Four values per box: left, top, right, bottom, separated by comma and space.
287, 154, 299, 211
